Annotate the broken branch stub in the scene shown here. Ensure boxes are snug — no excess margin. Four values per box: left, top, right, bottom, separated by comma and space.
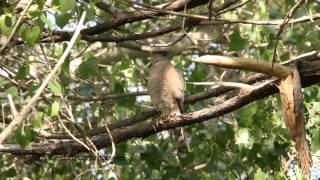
278, 63, 311, 177
194, 55, 311, 177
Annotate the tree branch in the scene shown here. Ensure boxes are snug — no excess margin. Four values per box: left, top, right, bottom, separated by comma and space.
81, 0, 209, 35
35, 51, 320, 139
67, 91, 148, 102
1, 71, 320, 156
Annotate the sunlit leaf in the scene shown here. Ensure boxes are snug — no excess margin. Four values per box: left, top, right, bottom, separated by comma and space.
50, 101, 60, 117
59, 0, 75, 14
33, 112, 44, 128
48, 80, 62, 96
22, 25, 41, 46
5, 86, 18, 97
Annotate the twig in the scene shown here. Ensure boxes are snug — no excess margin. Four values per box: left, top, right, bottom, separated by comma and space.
0, 12, 87, 145
7, 95, 18, 117
271, 0, 305, 66
217, 0, 252, 15
0, 0, 33, 54
104, 121, 116, 164
57, 115, 91, 152
63, 100, 99, 153
208, 0, 214, 20
188, 81, 256, 89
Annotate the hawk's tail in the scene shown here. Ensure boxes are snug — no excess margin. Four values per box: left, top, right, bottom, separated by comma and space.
173, 97, 187, 155
173, 127, 188, 155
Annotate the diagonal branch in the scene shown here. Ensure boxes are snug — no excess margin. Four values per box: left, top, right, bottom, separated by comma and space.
0, 12, 87, 145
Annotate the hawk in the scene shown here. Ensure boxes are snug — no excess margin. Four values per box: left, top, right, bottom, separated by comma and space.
147, 52, 187, 154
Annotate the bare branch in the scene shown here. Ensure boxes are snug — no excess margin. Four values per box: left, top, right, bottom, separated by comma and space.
193, 55, 291, 79
272, 0, 305, 65
67, 91, 148, 102
95, 2, 127, 16
81, 0, 209, 35
81, 25, 182, 43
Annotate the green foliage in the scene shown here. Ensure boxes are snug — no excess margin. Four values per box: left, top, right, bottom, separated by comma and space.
22, 25, 41, 46
15, 127, 36, 149
0, 14, 16, 34
48, 80, 63, 96
76, 53, 100, 80
50, 100, 60, 117
5, 86, 18, 97
229, 29, 247, 51
15, 65, 30, 80
59, 0, 75, 14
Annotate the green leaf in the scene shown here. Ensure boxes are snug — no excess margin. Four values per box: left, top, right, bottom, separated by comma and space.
5, 86, 18, 97
22, 25, 41, 46
254, 168, 268, 180
40, 14, 52, 29
79, 85, 95, 96
50, 101, 60, 117
180, 153, 195, 166
118, 96, 136, 107
15, 127, 36, 149
33, 112, 44, 128
311, 128, 320, 153
36, 0, 46, 9
163, 166, 180, 179
48, 80, 62, 96
15, 65, 30, 80
235, 128, 254, 149
76, 55, 99, 80
59, 0, 75, 14
141, 144, 162, 169
117, 57, 132, 71
56, 13, 72, 28
0, 15, 14, 34
229, 29, 246, 51
0, 79, 10, 87
28, 4, 41, 18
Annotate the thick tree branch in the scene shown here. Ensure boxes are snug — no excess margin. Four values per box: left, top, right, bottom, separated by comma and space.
35, 51, 320, 139
13, 13, 320, 46
81, 0, 209, 35
81, 25, 182, 43
194, 55, 291, 79
1, 72, 320, 156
